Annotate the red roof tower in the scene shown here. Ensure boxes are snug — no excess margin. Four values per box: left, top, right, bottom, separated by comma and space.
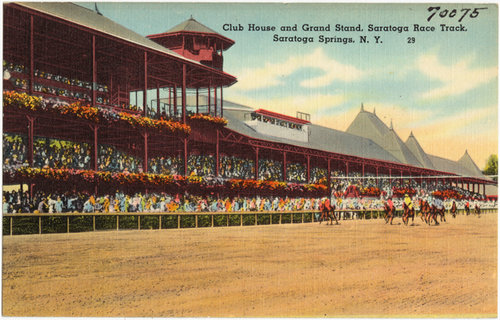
147, 17, 235, 70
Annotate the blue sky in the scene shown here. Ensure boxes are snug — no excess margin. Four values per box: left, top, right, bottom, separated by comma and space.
81, 2, 498, 169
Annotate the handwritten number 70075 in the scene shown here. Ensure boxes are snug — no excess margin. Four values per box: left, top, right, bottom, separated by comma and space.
427, 7, 488, 23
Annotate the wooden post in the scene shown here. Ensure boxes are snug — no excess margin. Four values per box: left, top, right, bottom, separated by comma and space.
178, 215, 181, 229
195, 215, 198, 228
291, 213, 293, 224
92, 35, 97, 107
39, 216, 41, 234
254, 213, 257, 225
29, 15, 34, 94
138, 215, 141, 230
312, 212, 314, 222
143, 132, 148, 173
302, 213, 304, 223
10, 217, 13, 236
93, 215, 96, 231
279, 213, 282, 224
226, 214, 229, 227
182, 64, 186, 123
143, 51, 148, 117
270, 213, 272, 225
240, 213, 243, 226
220, 86, 224, 117
211, 214, 214, 227
116, 215, 119, 230
159, 215, 162, 230
67, 216, 70, 233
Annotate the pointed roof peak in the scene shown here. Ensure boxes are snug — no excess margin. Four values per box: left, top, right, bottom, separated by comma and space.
464, 149, 469, 155
360, 103, 365, 112
409, 131, 414, 138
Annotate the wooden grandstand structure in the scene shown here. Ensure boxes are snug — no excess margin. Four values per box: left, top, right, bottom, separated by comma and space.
3, 2, 495, 199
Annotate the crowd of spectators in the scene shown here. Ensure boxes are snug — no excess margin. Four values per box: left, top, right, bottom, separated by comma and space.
3, 188, 495, 214
258, 159, 283, 181
311, 167, 327, 184
3, 190, 323, 214
219, 155, 255, 179
148, 156, 183, 175
98, 145, 142, 173
3, 133, 28, 169
34, 137, 91, 170
187, 155, 215, 176
286, 162, 307, 183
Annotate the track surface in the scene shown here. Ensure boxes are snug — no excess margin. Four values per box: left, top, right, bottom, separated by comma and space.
2, 213, 497, 317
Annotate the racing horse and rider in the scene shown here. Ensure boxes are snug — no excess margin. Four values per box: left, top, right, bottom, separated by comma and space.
450, 200, 457, 218
319, 198, 338, 225
402, 194, 415, 226
383, 197, 395, 225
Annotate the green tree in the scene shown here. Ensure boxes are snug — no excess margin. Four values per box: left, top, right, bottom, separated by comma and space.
483, 154, 498, 182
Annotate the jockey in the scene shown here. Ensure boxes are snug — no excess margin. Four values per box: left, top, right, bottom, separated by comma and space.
387, 197, 394, 210
404, 194, 413, 210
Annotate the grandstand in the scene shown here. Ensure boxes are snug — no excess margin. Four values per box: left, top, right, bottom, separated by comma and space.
2, 2, 496, 215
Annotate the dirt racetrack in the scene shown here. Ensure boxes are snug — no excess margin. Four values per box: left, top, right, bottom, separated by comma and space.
2, 212, 497, 317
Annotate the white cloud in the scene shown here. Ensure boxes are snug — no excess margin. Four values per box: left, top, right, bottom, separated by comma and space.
233, 48, 364, 91
417, 53, 497, 100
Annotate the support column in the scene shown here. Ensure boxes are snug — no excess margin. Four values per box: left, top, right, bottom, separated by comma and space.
143, 51, 148, 117
483, 184, 486, 196
345, 161, 349, 177
91, 125, 99, 171
196, 87, 199, 114
208, 86, 211, 115
143, 132, 148, 173
182, 64, 186, 123
169, 87, 172, 116
220, 86, 224, 118
327, 159, 331, 196
173, 85, 177, 118
283, 152, 287, 182
214, 86, 218, 117
306, 155, 311, 183
29, 15, 34, 95
184, 138, 188, 176
255, 147, 259, 180
400, 170, 403, 185
156, 83, 160, 118
27, 116, 35, 166
92, 35, 97, 108
216, 130, 220, 177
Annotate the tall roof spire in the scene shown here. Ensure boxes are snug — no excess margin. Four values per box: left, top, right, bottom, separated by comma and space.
360, 103, 364, 112
373, 107, 376, 115
409, 131, 414, 138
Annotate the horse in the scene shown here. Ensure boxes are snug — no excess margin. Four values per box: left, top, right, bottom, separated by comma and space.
418, 199, 428, 222
429, 204, 442, 225
319, 201, 338, 225
474, 204, 481, 217
402, 202, 415, 226
383, 202, 395, 225
450, 201, 457, 218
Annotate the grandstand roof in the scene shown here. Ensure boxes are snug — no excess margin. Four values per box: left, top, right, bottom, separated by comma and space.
405, 132, 435, 169
224, 107, 401, 164
346, 108, 423, 167
147, 17, 235, 50
221, 100, 491, 181
458, 150, 484, 177
12, 2, 236, 86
